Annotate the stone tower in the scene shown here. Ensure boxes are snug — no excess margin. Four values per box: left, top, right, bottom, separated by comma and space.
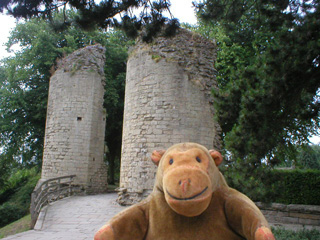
40, 45, 108, 194
118, 28, 221, 205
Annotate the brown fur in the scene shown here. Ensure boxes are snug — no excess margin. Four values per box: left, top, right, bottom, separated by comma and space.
95, 143, 275, 240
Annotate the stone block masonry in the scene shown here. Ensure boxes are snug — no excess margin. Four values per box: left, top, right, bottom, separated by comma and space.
40, 44, 108, 194
118, 28, 221, 205
256, 202, 320, 229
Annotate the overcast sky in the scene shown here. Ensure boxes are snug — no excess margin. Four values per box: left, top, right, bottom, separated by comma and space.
0, 0, 198, 59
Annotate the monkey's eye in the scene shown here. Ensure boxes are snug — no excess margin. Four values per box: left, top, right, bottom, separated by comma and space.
169, 159, 174, 165
196, 157, 202, 163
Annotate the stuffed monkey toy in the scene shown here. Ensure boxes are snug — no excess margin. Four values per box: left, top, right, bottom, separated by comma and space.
95, 142, 275, 240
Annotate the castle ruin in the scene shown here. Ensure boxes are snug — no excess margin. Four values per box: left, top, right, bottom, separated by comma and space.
118, 29, 220, 205
40, 45, 108, 194
39, 29, 220, 200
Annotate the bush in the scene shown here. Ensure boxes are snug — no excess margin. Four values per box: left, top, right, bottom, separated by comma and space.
0, 168, 39, 205
222, 165, 276, 203
0, 168, 40, 228
273, 227, 320, 240
224, 167, 320, 205
0, 202, 25, 228
269, 169, 320, 205
9, 173, 40, 207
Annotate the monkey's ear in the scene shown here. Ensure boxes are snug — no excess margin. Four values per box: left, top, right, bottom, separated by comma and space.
151, 150, 165, 166
209, 150, 223, 167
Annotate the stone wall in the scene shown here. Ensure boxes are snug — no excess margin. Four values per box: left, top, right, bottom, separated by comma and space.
40, 44, 108, 194
118, 28, 221, 205
256, 202, 320, 230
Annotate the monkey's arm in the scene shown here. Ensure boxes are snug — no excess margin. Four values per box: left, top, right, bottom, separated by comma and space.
94, 200, 149, 240
225, 189, 275, 240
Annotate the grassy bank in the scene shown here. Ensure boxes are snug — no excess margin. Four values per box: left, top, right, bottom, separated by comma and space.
0, 214, 31, 239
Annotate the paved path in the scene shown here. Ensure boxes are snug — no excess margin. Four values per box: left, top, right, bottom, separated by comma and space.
2, 193, 126, 240
3, 193, 320, 239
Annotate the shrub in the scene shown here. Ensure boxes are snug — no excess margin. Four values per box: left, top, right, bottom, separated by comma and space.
0, 202, 25, 228
0, 168, 39, 204
269, 169, 320, 205
273, 227, 320, 240
9, 173, 40, 207
0, 168, 40, 227
224, 167, 320, 205
222, 165, 276, 203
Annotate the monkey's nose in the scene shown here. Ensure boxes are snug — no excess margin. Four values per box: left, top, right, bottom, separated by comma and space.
179, 179, 191, 194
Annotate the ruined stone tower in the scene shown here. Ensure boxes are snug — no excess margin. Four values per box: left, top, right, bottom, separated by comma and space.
118, 29, 221, 205
40, 45, 108, 193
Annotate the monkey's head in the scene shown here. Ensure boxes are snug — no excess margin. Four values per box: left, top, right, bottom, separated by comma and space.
151, 142, 226, 217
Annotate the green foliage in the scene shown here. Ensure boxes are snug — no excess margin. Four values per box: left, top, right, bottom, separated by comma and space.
274, 144, 320, 170
297, 145, 320, 170
0, 203, 25, 228
272, 227, 320, 240
102, 30, 133, 184
0, 168, 40, 228
107, 156, 121, 185
269, 169, 320, 205
0, 0, 180, 42
0, 10, 132, 186
223, 166, 320, 205
192, 0, 320, 197
221, 163, 275, 202
0, 168, 40, 205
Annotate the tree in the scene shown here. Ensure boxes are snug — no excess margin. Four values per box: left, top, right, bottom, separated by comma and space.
194, 0, 320, 161
272, 144, 320, 169
0, 0, 180, 42
190, 0, 320, 196
103, 30, 131, 184
0, 10, 131, 187
296, 144, 320, 170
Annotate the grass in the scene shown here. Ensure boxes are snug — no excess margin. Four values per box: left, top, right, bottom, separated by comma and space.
0, 214, 31, 239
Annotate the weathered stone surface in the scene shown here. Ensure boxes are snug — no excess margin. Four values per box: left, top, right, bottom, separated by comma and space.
287, 204, 320, 214
298, 218, 320, 226
40, 44, 108, 194
256, 202, 287, 211
118, 28, 221, 205
290, 212, 320, 220
257, 202, 320, 227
